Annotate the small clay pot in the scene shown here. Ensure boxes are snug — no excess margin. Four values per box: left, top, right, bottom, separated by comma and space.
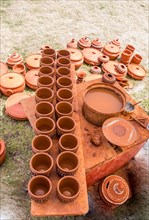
37, 75, 54, 89
41, 45, 52, 50
131, 54, 142, 65
13, 63, 26, 75
6, 52, 23, 67
59, 133, 79, 153
56, 66, 71, 78
40, 56, 54, 67
55, 101, 73, 118
34, 117, 56, 137
0, 139, 6, 166
32, 135, 52, 154
89, 66, 101, 74
76, 71, 87, 83
102, 73, 116, 84
57, 49, 71, 59
66, 39, 78, 49
98, 55, 110, 63
78, 37, 91, 49
110, 38, 121, 48
42, 48, 56, 59
56, 116, 76, 136
57, 176, 80, 202
57, 57, 71, 68
91, 38, 103, 50
120, 49, 132, 65
28, 175, 52, 202
38, 66, 54, 77
35, 87, 54, 103
56, 88, 73, 103
56, 77, 73, 90
115, 63, 127, 74
125, 44, 135, 53
35, 101, 54, 118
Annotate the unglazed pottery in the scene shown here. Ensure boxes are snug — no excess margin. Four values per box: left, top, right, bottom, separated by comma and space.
56, 66, 71, 78
66, 39, 78, 49
6, 52, 23, 67
42, 48, 56, 59
32, 135, 53, 154
25, 69, 39, 90
55, 101, 73, 118
66, 48, 84, 70
57, 49, 71, 59
59, 133, 79, 153
125, 44, 135, 53
127, 63, 146, 80
57, 57, 71, 68
102, 44, 120, 60
34, 117, 56, 137
13, 63, 26, 75
56, 116, 76, 136
38, 66, 54, 77
120, 49, 132, 65
56, 76, 73, 90
35, 87, 54, 103
0, 139, 6, 166
98, 54, 110, 63
82, 48, 103, 65
115, 63, 127, 75
131, 54, 142, 65
40, 56, 54, 67
78, 37, 91, 49
35, 101, 54, 118
0, 61, 8, 76
37, 75, 54, 89
26, 54, 42, 69
110, 38, 121, 48
56, 88, 73, 103
91, 38, 103, 50
89, 66, 101, 74
102, 73, 116, 84
76, 71, 87, 83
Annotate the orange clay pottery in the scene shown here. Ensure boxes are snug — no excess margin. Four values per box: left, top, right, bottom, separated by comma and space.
76, 70, 87, 83
32, 135, 53, 154
57, 49, 71, 59
0, 139, 6, 166
130, 54, 142, 65
98, 54, 110, 63
30, 153, 53, 176
123, 101, 135, 116
110, 38, 121, 48
56, 76, 73, 90
59, 133, 79, 153
57, 176, 80, 202
56, 88, 73, 103
89, 66, 101, 74
78, 37, 91, 49
37, 75, 54, 89
35, 87, 54, 103
40, 45, 52, 54
66, 48, 84, 70
13, 63, 26, 75
127, 63, 146, 80
57, 57, 71, 68
42, 48, 56, 59
28, 175, 52, 202
102, 44, 120, 60
6, 52, 23, 67
25, 69, 39, 90
82, 48, 103, 65
91, 38, 103, 50
40, 56, 54, 67
34, 117, 56, 137
55, 101, 73, 118
56, 66, 71, 78
26, 54, 42, 70
125, 44, 135, 53
56, 116, 76, 136
102, 73, 116, 84
120, 49, 132, 65
35, 101, 54, 118
38, 66, 54, 77
66, 39, 78, 49
0, 61, 8, 76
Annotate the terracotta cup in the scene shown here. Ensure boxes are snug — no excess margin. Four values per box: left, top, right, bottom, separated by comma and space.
56, 66, 71, 78
28, 175, 52, 202
57, 49, 71, 59
120, 49, 132, 64
56, 76, 73, 90
37, 75, 54, 89
55, 101, 73, 118
59, 133, 79, 153
131, 54, 142, 65
57, 57, 71, 68
56, 116, 76, 136
35, 87, 54, 103
34, 117, 56, 137
35, 101, 54, 118
40, 56, 54, 67
56, 88, 73, 103
42, 48, 56, 59
125, 44, 135, 53
13, 63, 26, 75
38, 66, 54, 77
32, 135, 52, 154
57, 176, 80, 202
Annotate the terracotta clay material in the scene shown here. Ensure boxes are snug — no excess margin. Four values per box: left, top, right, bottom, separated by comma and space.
38, 66, 54, 77
0, 139, 6, 166
28, 175, 52, 202
91, 38, 103, 50
89, 66, 101, 74
131, 54, 142, 65
35, 101, 54, 118
76, 71, 87, 83
56, 67, 71, 78
56, 77, 73, 90
41, 45, 52, 51
102, 73, 116, 84
26, 54, 42, 70
120, 49, 132, 65
34, 117, 56, 137
82, 48, 103, 65
40, 56, 54, 67
98, 54, 110, 63
125, 44, 135, 53
57, 176, 80, 202
32, 135, 53, 154
59, 133, 79, 153
57, 57, 71, 68
0, 61, 8, 76
102, 44, 120, 60
25, 69, 39, 90
78, 37, 91, 49
13, 63, 26, 75
35, 87, 54, 103
6, 52, 23, 67
57, 49, 71, 59
66, 48, 84, 70
56, 116, 76, 136
110, 38, 121, 48
127, 63, 146, 80
42, 48, 56, 59
55, 101, 73, 118
66, 39, 78, 49
115, 63, 127, 75
56, 88, 73, 103
37, 75, 54, 89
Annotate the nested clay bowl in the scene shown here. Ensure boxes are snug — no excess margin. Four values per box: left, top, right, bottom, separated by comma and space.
59, 133, 79, 153
40, 56, 54, 67
57, 49, 71, 59
42, 48, 56, 59
57, 57, 71, 68
32, 135, 53, 154
35, 101, 54, 118
56, 116, 76, 136
28, 175, 52, 202
56, 66, 71, 78
38, 66, 54, 77
55, 101, 73, 118
0, 139, 6, 166
35, 87, 54, 103
56, 88, 73, 103
56, 76, 73, 90
34, 117, 56, 137
37, 75, 54, 89
13, 63, 26, 75
57, 176, 80, 202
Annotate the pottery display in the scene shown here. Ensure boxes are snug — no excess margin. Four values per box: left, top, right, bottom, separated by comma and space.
55, 101, 73, 118
42, 48, 56, 59
125, 44, 135, 53
25, 69, 39, 90
59, 133, 79, 153
89, 66, 101, 74
78, 37, 91, 49
0, 139, 6, 166
102, 44, 120, 60
131, 54, 142, 65
40, 56, 54, 67
56, 116, 76, 136
37, 75, 54, 89
102, 73, 116, 84
6, 52, 23, 67
82, 48, 103, 65
35, 101, 54, 118
13, 63, 26, 75
26, 54, 42, 69
56, 77, 73, 90
56, 88, 73, 103
127, 63, 146, 80
35, 87, 54, 103
0, 61, 8, 76
110, 38, 121, 48
32, 135, 53, 154
66, 48, 84, 70
38, 66, 54, 77
57, 57, 71, 68
34, 117, 56, 137
57, 49, 71, 59
91, 38, 103, 50
120, 49, 132, 65
66, 39, 78, 49
98, 54, 110, 63
56, 66, 71, 78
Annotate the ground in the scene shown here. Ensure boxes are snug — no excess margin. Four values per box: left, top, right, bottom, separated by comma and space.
0, 0, 149, 220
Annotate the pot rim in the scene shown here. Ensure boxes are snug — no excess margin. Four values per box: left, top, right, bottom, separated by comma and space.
56, 88, 73, 102
59, 133, 78, 152
32, 134, 52, 153
37, 75, 54, 87
35, 101, 54, 117
35, 87, 54, 101
35, 117, 56, 134
56, 76, 73, 89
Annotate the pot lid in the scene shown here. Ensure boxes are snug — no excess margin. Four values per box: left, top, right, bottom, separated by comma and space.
103, 44, 120, 54
6, 52, 23, 67
0, 72, 25, 89
67, 48, 83, 62
67, 39, 78, 49
127, 63, 146, 79
26, 54, 42, 69
91, 38, 103, 48
5, 93, 31, 120
102, 117, 137, 146
82, 48, 103, 65
78, 37, 91, 48
102, 61, 127, 78
0, 61, 8, 76
25, 69, 39, 89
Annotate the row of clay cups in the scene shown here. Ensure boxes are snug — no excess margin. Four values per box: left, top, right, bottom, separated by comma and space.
40, 55, 71, 69
41, 48, 71, 60
38, 66, 71, 78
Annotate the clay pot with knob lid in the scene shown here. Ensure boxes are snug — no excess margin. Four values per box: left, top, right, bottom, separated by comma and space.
78, 37, 91, 49
110, 38, 121, 48
102, 44, 120, 60
32, 135, 53, 154
67, 39, 78, 49
6, 52, 23, 67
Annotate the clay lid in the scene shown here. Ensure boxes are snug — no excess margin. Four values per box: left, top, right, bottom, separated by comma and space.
66, 48, 83, 62
25, 69, 39, 90
67, 39, 78, 49
82, 48, 103, 65
26, 54, 42, 70
78, 37, 91, 48
102, 117, 137, 146
6, 52, 23, 67
91, 38, 103, 49
0, 61, 8, 76
5, 93, 31, 120
103, 44, 120, 54
127, 63, 146, 80
0, 73, 25, 89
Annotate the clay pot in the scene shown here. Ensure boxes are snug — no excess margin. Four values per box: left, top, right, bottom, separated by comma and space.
55, 101, 73, 118
25, 69, 39, 90
59, 133, 79, 153
91, 38, 103, 50
57, 176, 80, 202
56, 88, 73, 103
78, 37, 91, 49
56, 67, 71, 78
26, 54, 42, 69
66, 48, 84, 70
37, 75, 54, 89
125, 44, 135, 53
41, 45, 52, 50
89, 66, 101, 74
82, 48, 102, 65
57, 49, 71, 59
34, 117, 56, 137
56, 116, 76, 136
102, 44, 120, 60
66, 39, 78, 49
115, 63, 127, 75
32, 135, 52, 154
13, 63, 26, 75
38, 66, 54, 77
28, 175, 52, 202
42, 48, 56, 59
40, 56, 54, 67
35, 101, 54, 118
76, 71, 87, 83
98, 55, 110, 63
127, 63, 146, 80
57, 57, 71, 68
35, 87, 54, 103
110, 38, 121, 48
131, 54, 142, 65
56, 77, 73, 90
102, 73, 116, 84
6, 52, 23, 67
0, 139, 6, 166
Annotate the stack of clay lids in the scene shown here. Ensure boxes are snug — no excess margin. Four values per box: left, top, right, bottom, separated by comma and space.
67, 39, 78, 49
127, 63, 146, 80
25, 69, 39, 90
67, 48, 84, 69
78, 37, 91, 49
0, 61, 8, 76
102, 117, 138, 147
5, 92, 31, 120
102, 44, 120, 60
100, 175, 130, 206
110, 38, 121, 48
6, 52, 23, 67
91, 38, 103, 50
26, 54, 42, 69
82, 48, 103, 65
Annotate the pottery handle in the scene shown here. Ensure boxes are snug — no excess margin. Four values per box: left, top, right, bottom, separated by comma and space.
6, 89, 13, 96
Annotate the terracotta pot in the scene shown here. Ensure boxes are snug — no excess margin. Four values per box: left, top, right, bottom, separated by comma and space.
82, 48, 102, 65
110, 38, 121, 48
66, 48, 84, 70
89, 66, 101, 74
34, 117, 56, 137
6, 52, 23, 67
91, 38, 103, 50
35, 101, 54, 118
120, 49, 132, 65
76, 71, 87, 83
40, 56, 54, 67
98, 55, 110, 63
57, 57, 71, 68
125, 44, 135, 53
78, 37, 91, 49
28, 175, 52, 202
0, 139, 6, 166
42, 48, 56, 59
57, 49, 71, 59
35, 87, 54, 103
13, 63, 26, 75
26, 54, 42, 70
55, 101, 73, 118
38, 66, 54, 77
56, 77, 73, 90
102, 73, 116, 84
131, 54, 142, 65
41, 45, 52, 51
32, 135, 52, 154
56, 88, 73, 103
37, 75, 54, 89
66, 39, 78, 49
127, 63, 146, 80
57, 176, 80, 202
102, 44, 120, 60
59, 133, 79, 153
56, 116, 76, 136
56, 66, 71, 78
25, 69, 39, 90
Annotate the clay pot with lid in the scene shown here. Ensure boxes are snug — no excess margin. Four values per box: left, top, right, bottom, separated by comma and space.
34, 117, 56, 137
40, 56, 54, 67
89, 66, 101, 74
76, 70, 87, 83
57, 176, 80, 202
59, 133, 79, 153
56, 66, 71, 78
38, 66, 54, 77
26, 54, 42, 69
55, 101, 73, 118
28, 175, 52, 202
57, 49, 71, 59
91, 38, 103, 50
102, 73, 116, 84
78, 37, 91, 49
56, 88, 73, 103
13, 63, 26, 75
42, 48, 56, 59
35, 101, 54, 118
57, 57, 71, 68
35, 87, 54, 103
110, 38, 121, 48
25, 69, 39, 90
67, 39, 77, 49
56, 116, 76, 136
37, 75, 54, 89
56, 77, 73, 90
32, 135, 53, 154
131, 54, 142, 65
0, 139, 6, 166
98, 54, 110, 63
102, 44, 120, 60
125, 44, 135, 53
6, 52, 23, 67
66, 48, 84, 70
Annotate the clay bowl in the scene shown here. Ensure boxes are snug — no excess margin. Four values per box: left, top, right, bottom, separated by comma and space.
57, 176, 80, 202
32, 135, 52, 154
35, 101, 54, 118
56, 77, 73, 90
35, 87, 54, 103
57, 57, 71, 68
56, 66, 71, 78
131, 54, 142, 65
13, 63, 26, 75
55, 101, 73, 118
40, 56, 54, 67
57, 49, 70, 59
56, 88, 73, 103
0, 139, 6, 166
59, 133, 79, 153
125, 44, 135, 53
37, 75, 54, 89
42, 48, 56, 59
28, 175, 52, 202
56, 116, 76, 136
38, 66, 54, 77
34, 117, 56, 137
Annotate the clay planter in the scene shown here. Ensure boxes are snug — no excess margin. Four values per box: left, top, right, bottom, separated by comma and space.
56, 77, 73, 90
56, 116, 76, 136
125, 44, 135, 53
67, 39, 78, 49
37, 75, 54, 89
35, 101, 54, 118
57, 176, 80, 202
35, 87, 54, 103
98, 55, 110, 63
55, 101, 73, 118
102, 73, 116, 84
0, 139, 6, 166
78, 37, 91, 49
57, 49, 71, 59
40, 56, 54, 67
32, 135, 52, 154
28, 175, 52, 202
131, 54, 142, 65
42, 48, 56, 59
34, 117, 56, 137
57, 57, 71, 68
38, 66, 54, 77
56, 88, 73, 103
13, 63, 26, 75
6, 52, 23, 67
59, 133, 79, 153
30, 153, 53, 176
89, 66, 101, 74
56, 67, 71, 78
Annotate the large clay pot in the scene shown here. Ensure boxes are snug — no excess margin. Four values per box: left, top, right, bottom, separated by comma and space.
35, 87, 54, 103
38, 66, 54, 77
57, 49, 71, 59
57, 57, 71, 68
28, 175, 52, 202
0, 139, 6, 166
42, 48, 56, 59
56, 116, 76, 136
56, 77, 73, 90
37, 75, 54, 89
34, 117, 56, 137
55, 101, 73, 118
35, 101, 54, 118
40, 56, 54, 67
56, 88, 73, 103
32, 135, 53, 154
59, 133, 79, 153
131, 54, 142, 65
13, 63, 26, 75
56, 66, 71, 78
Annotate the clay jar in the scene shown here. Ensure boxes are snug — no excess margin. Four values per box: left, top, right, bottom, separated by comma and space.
13, 63, 26, 75
35, 102, 54, 118
131, 54, 142, 65
56, 67, 71, 78
57, 57, 71, 68
42, 48, 56, 59
32, 135, 52, 154
57, 176, 80, 202
0, 139, 6, 166
89, 66, 101, 74
125, 44, 135, 53
6, 52, 23, 67
59, 133, 79, 153
28, 175, 52, 202
56, 151, 79, 176
56, 88, 73, 103
56, 77, 73, 90
34, 117, 56, 137
56, 116, 76, 136
40, 56, 54, 67
37, 75, 54, 89
35, 87, 54, 103
57, 49, 71, 59
38, 66, 54, 77
55, 101, 73, 118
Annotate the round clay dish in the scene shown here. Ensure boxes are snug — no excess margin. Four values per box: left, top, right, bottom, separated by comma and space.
103, 44, 120, 54
66, 48, 83, 62
26, 54, 42, 69
127, 63, 146, 80
25, 69, 39, 90
82, 48, 103, 65
0, 61, 8, 76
